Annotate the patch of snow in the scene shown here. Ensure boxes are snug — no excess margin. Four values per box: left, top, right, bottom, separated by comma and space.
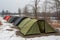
55, 28, 60, 32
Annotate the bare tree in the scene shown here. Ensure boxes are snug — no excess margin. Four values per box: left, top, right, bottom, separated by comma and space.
54, 0, 60, 23
43, 0, 53, 21
18, 8, 21, 17
27, 0, 40, 19
1, 10, 5, 17
33, 0, 40, 19
23, 6, 29, 17
22, 0, 40, 19
42, 0, 57, 24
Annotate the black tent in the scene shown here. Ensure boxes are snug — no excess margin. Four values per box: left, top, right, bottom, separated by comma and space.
11, 17, 20, 23
13, 17, 26, 26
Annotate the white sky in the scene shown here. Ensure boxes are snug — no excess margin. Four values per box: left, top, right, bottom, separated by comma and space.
0, 0, 45, 13
0, 0, 32, 13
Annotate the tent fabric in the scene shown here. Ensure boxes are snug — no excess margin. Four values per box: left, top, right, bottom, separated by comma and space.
20, 19, 41, 35
18, 19, 56, 35
8, 17, 16, 23
18, 18, 31, 29
13, 17, 26, 26
45, 21, 56, 33
37, 20, 45, 33
26, 21, 41, 35
38, 20, 56, 33
4, 16, 11, 21
11, 17, 20, 23
4, 16, 10, 19
8, 16, 20, 23
5, 16, 56, 36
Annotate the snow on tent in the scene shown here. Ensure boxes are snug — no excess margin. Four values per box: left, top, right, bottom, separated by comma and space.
18, 19, 56, 36
13, 17, 26, 26
4, 16, 11, 21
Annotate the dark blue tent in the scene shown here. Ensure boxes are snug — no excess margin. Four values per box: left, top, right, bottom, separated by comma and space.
8, 16, 19, 23
13, 17, 26, 26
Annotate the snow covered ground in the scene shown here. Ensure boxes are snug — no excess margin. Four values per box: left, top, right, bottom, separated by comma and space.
0, 17, 60, 40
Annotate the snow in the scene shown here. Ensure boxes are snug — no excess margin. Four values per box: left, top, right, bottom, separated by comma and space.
0, 16, 60, 40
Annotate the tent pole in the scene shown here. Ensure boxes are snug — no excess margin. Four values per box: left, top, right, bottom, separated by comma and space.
43, 20, 46, 33
37, 21, 41, 32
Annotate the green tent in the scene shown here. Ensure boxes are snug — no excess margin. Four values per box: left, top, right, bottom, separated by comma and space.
18, 19, 56, 36
18, 18, 31, 29
38, 20, 56, 33
19, 19, 41, 35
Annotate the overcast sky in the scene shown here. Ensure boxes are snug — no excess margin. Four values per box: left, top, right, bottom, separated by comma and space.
0, 0, 45, 13
0, 0, 32, 13
0, 0, 57, 13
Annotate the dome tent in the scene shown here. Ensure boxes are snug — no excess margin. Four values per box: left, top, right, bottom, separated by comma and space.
38, 20, 56, 33
12, 17, 20, 23
20, 19, 41, 35
8, 16, 16, 23
18, 18, 31, 29
4, 16, 11, 21
8, 16, 19, 23
18, 18, 56, 36
13, 17, 26, 26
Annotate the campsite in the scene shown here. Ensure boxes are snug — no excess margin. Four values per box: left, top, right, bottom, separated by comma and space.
0, 16, 59, 40
0, 0, 60, 40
